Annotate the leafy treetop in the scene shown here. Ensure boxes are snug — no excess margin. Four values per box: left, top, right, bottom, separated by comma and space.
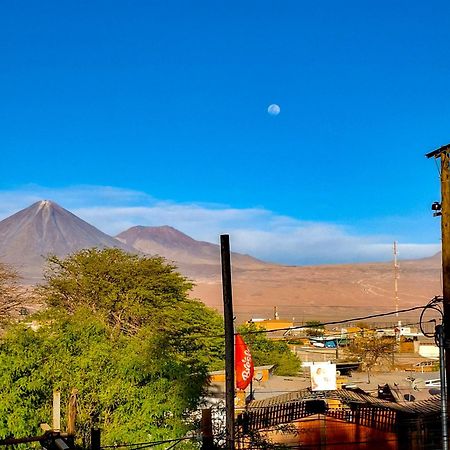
0, 248, 224, 447
41, 248, 195, 332
304, 320, 325, 337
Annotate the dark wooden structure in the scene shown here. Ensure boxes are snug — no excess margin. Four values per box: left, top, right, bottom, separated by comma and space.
237, 388, 442, 449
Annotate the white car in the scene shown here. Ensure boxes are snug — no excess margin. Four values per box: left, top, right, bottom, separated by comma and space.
425, 378, 441, 387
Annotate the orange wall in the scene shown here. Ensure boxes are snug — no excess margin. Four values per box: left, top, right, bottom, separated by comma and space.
264, 415, 398, 449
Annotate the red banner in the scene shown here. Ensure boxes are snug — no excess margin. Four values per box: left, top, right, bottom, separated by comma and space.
235, 334, 254, 390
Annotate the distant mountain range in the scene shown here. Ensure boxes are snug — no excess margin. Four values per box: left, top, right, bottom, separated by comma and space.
0, 200, 264, 283
116, 225, 264, 278
0, 200, 442, 323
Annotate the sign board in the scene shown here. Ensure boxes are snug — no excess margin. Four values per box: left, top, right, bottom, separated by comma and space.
310, 363, 337, 391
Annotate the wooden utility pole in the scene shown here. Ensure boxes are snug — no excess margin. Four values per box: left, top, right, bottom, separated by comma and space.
440, 150, 450, 439
220, 234, 235, 450
426, 144, 450, 447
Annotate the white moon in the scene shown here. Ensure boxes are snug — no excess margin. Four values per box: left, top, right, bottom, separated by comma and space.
267, 104, 281, 116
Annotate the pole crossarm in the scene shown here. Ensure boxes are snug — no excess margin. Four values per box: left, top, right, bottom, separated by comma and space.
425, 143, 450, 159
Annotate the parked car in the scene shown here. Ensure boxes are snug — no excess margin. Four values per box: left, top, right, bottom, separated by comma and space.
425, 378, 441, 387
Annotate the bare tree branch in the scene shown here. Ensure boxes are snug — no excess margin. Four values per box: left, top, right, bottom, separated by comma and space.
347, 334, 397, 382
0, 262, 24, 322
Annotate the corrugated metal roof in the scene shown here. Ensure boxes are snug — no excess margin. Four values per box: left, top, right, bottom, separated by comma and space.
248, 388, 441, 415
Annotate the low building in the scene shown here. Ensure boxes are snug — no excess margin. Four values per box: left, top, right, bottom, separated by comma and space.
418, 342, 439, 359
237, 387, 442, 449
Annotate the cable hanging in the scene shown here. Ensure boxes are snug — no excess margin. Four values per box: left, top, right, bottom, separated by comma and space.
100, 436, 193, 449
188, 301, 443, 340
239, 304, 434, 336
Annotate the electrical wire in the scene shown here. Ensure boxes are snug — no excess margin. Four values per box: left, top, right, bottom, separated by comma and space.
238, 303, 435, 337
163, 439, 184, 449
436, 155, 442, 177
282, 318, 436, 339
187, 302, 437, 341
100, 436, 193, 449
419, 295, 443, 340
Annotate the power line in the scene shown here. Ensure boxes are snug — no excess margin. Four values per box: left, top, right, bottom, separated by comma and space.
189, 301, 441, 340
231, 303, 440, 338
249, 304, 436, 335
100, 436, 193, 449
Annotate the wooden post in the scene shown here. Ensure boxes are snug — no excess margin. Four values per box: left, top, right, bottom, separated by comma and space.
90, 412, 100, 450
221, 234, 235, 450
53, 390, 61, 432
0, 435, 47, 446
201, 408, 214, 450
91, 427, 100, 450
67, 388, 78, 436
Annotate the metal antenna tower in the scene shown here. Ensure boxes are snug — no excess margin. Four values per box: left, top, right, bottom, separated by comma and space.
393, 241, 399, 319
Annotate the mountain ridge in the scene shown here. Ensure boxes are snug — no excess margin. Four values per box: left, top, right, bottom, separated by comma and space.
0, 200, 442, 323
116, 225, 266, 279
0, 200, 265, 283
0, 200, 134, 282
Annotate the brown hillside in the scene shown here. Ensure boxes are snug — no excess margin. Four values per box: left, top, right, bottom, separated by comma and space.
116, 225, 266, 278
191, 255, 442, 325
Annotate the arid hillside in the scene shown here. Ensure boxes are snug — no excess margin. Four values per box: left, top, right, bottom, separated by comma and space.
0, 201, 442, 325
190, 253, 442, 324
116, 225, 266, 278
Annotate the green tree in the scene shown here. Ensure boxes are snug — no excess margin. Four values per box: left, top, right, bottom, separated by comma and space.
238, 323, 301, 376
40, 248, 225, 367
355, 321, 370, 329
0, 248, 224, 447
42, 249, 191, 329
304, 320, 325, 337
347, 335, 396, 382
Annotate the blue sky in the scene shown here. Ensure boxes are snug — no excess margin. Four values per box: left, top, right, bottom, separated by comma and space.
0, 1, 448, 264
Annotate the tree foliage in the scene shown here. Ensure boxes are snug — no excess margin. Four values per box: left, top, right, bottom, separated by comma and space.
0, 310, 207, 447
238, 323, 301, 376
0, 248, 224, 447
41, 249, 192, 331
304, 320, 325, 337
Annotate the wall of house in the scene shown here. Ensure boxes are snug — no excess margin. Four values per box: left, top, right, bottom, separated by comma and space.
264, 415, 398, 449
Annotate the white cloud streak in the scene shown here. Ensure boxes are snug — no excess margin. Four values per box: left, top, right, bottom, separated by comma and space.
0, 185, 440, 265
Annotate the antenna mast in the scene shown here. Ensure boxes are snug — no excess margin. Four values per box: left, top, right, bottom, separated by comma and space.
393, 241, 399, 319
